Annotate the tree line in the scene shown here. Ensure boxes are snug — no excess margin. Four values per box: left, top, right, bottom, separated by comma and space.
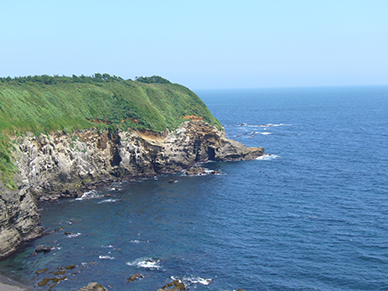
0, 74, 172, 85
0, 73, 126, 85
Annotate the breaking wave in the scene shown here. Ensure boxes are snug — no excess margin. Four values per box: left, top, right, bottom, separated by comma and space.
126, 257, 161, 269
99, 255, 115, 260
75, 190, 103, 201
256, 154, 279, 160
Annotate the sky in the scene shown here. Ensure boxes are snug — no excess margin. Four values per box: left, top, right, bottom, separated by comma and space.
1, 0, 387, 89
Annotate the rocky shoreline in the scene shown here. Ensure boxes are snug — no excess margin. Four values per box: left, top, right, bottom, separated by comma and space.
0, 120, 264, 289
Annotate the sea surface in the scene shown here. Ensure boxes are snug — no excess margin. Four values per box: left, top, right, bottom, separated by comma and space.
1, 86, 388, 290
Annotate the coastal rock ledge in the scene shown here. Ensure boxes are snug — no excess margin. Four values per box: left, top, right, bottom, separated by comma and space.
0, 120, 264, 259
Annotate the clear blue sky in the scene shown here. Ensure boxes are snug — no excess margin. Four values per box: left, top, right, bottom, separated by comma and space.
1, 0, 387, 89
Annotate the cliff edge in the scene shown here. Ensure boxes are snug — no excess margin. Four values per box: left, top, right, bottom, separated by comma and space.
0, 75, 264, 259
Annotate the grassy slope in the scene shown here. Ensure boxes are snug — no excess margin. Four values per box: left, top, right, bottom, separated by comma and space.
0, 80, 221, 188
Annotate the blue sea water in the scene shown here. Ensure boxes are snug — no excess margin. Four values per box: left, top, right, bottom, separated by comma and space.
1, 86, 388, 290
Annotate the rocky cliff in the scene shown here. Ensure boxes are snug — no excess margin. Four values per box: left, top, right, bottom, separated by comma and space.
0, 121, 264, 259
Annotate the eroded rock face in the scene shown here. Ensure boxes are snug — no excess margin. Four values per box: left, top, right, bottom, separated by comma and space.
0, 174, 42, 259
0, 121, 264, 258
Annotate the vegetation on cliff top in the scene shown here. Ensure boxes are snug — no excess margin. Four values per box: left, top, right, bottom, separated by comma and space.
0, 74, 221, 188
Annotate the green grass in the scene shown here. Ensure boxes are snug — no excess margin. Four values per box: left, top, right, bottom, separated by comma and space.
0, 77, 221, 188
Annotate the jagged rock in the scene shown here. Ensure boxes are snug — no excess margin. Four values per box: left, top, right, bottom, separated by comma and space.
0, 173, 42, 259
35, 245, 51, 253
0, 121, 264, 258
186, 165, 206, 175
127, 273, 143, 282
78, 282, 109, 291
158, 279, 186, 290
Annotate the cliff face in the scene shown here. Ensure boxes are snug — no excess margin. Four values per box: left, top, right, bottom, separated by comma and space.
0, 121, 264, 259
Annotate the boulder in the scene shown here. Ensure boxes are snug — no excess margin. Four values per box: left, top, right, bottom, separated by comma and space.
127, 273, 143, 282
186, 165, 206, 175
78, 282, 109, 291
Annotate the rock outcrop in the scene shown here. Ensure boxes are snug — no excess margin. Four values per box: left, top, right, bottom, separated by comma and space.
0, 121, 264, 259
78, 282, 109, 291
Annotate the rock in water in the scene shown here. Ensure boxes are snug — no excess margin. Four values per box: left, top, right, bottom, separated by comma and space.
185, 165, 206, 175
127, 273, 143, 282
78, 282, 109, 291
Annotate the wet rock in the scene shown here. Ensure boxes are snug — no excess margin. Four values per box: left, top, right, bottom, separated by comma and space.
36, 268, 48, 274
38, 278, 51, 287
159, 280, 186, 290
127, 273, 143, 282
78, 282, 109, 291
168, 180, 178, 183
65, 264, 76, 270
35, 245, 51, 253
173, 280, 186, 290
52, 276, 67, 283
186, 165, 206, 175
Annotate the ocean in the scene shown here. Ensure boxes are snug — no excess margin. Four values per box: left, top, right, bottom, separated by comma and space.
1, 86, 388, 290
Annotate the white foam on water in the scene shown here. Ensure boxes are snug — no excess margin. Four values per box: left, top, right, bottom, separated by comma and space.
248, 123, 289, 128
171, 276, 214, 286
130, 240, 150, 244
108, 187, 121, 191
66, 232, 81, 238
126, 258, 161, 269
99, 255, 115, 260
256, 154, 279, 160
75, 190, 103, 201
101, 245, 114, 248
97, 199, 119, 204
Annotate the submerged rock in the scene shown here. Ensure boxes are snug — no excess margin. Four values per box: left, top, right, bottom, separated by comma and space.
65, 264, 76, 270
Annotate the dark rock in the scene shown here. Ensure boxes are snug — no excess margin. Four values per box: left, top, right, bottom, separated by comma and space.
173, 280, 186, 290
35, 245, 51, 253
78, 282, 109, 291
38, 278, 51, 287
65, 264, 76, 270
127, 273, 143, 282
159, 280, 186, 290
36, 268, 48, 274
